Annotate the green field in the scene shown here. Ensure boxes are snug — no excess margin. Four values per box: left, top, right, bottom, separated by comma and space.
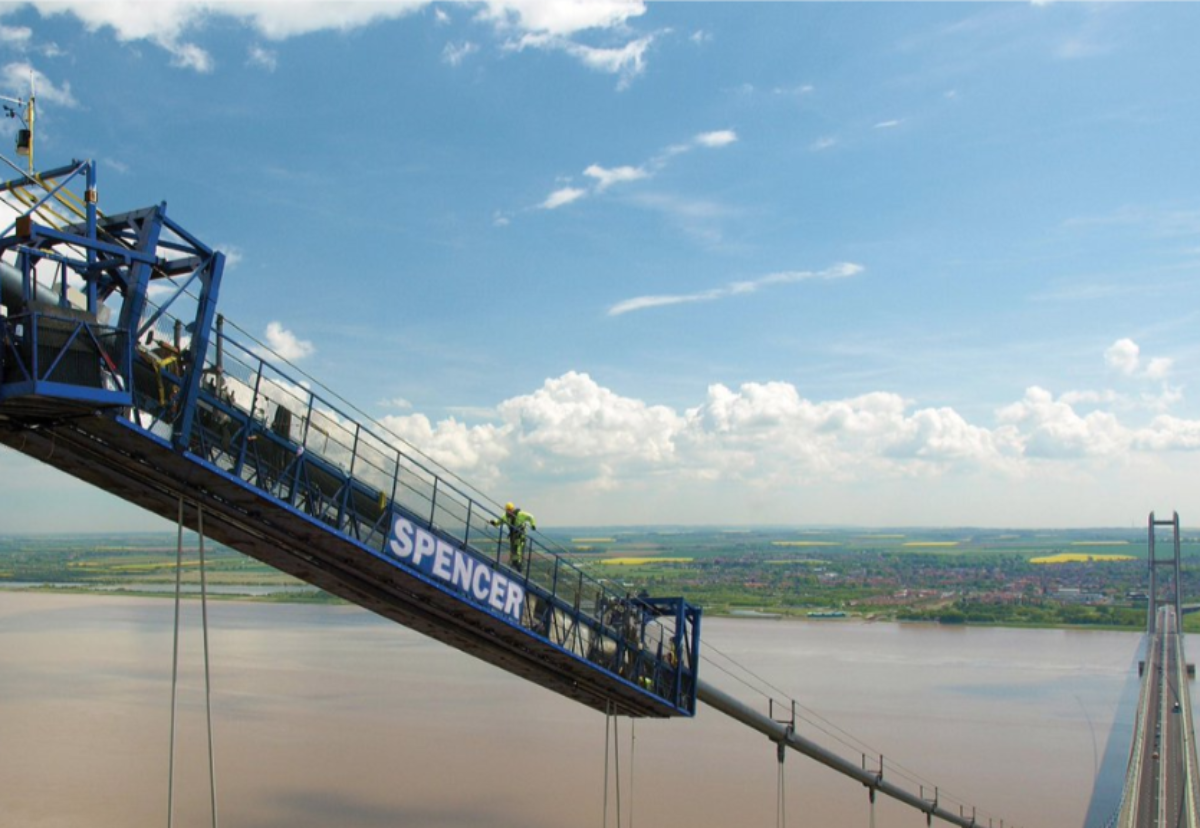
2, 526, 1197, 631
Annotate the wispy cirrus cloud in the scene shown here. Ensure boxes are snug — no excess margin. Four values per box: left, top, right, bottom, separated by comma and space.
695, 129, 737, 148
247, 44, 277, 71
442, 40, 479, 67
607, 262, 863, 317
538, 128, 738, 211
540, 186, 587, 210
0, 25, 31, 46
584, 163, 648, 191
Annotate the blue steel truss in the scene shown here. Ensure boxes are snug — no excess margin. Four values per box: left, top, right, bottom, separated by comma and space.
0, 160, 700, 718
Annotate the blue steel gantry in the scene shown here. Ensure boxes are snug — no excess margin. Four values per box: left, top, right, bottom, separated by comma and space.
0, 159, 701, 719
0, 153, 1025, 828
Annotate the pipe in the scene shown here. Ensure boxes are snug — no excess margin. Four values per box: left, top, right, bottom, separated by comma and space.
0, 259, 58, 310
697, 679, 986, 828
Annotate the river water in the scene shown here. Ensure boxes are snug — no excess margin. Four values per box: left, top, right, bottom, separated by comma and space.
0, 592, 1155, 828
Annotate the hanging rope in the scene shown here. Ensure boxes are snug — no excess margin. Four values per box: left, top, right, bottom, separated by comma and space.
167, 498, 184, 828
198, 505, 220, 828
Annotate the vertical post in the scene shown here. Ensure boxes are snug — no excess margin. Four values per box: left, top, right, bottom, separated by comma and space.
172, 246, 225, 450
235, 358, 264, 481
389, 447, 401, 513
214, 314, 224, 377
85, 161, 97, 310
1174, 511, 1183, 622
301, 387, 314, 451
348, 423, 360, 477
1149, 512, 1158, 635
25, 92, 34, 173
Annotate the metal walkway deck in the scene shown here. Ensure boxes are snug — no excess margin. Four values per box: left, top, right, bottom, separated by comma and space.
0, 159, 700, 718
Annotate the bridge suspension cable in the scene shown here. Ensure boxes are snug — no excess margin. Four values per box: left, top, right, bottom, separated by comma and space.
696, 638, 1011, 828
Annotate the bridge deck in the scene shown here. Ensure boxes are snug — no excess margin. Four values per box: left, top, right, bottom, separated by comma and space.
1118, 606, 1200, 828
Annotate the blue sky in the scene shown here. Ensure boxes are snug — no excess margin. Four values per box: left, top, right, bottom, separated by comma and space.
3, 1, 1200, 530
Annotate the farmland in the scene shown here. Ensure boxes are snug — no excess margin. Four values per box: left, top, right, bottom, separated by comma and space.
2, 525, 1197, 630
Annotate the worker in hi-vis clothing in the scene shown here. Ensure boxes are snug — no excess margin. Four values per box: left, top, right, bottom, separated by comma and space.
490, 502, 536, 570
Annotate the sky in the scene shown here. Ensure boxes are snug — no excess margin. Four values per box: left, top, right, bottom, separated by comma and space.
3, 0, 1200, 531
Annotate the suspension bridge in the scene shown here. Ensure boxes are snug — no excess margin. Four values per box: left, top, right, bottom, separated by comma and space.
1111, 513, 1200, 828
0, 143, 1189, 827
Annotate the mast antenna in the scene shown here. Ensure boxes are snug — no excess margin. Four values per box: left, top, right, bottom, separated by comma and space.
1, 70, 36, 172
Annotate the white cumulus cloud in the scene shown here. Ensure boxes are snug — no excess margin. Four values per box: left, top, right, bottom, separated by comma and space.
499, 371, 683, 464
478, 0, 647, 37
379, 412, 510, 482
370, 334, 1200, 524
1, 62, 77, 108
264, 321, 315, 362
1105, 337, 1172, 380
1105, 338, 1141, 376
996, 386, 1129, 459
15, 1, 650, 78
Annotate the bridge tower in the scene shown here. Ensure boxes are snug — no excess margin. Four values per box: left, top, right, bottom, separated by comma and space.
1147, 511, 1182, 634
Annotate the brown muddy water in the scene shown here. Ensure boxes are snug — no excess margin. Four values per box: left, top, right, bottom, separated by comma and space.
0, 592, 1153, 828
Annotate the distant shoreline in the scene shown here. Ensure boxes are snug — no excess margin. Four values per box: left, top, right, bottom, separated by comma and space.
0, 583, 1147, 633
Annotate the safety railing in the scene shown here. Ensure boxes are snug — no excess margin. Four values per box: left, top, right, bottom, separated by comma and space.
127, 304, 700, 715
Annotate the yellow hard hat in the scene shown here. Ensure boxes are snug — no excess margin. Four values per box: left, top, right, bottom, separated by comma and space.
505, 502, 515, 511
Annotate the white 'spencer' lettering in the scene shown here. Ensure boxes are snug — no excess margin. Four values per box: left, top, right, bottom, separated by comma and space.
389, 517, 415, 559
387, 517, 524, 623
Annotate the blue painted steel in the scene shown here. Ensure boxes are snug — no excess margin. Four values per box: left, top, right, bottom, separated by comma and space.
0, 159, 702, 717
170, 326, 701, 715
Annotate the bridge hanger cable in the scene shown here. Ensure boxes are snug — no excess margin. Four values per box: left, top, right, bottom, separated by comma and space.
776, 736, 788, 828
603, 702, 611, 828
165, 499, 220, 828
198, 505, 220, 828
613, 712, 622, 828
628, 719, 637, 828
167, 498, 184, 828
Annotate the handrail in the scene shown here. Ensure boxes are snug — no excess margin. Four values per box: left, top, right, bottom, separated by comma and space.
126, 298, 700, 715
